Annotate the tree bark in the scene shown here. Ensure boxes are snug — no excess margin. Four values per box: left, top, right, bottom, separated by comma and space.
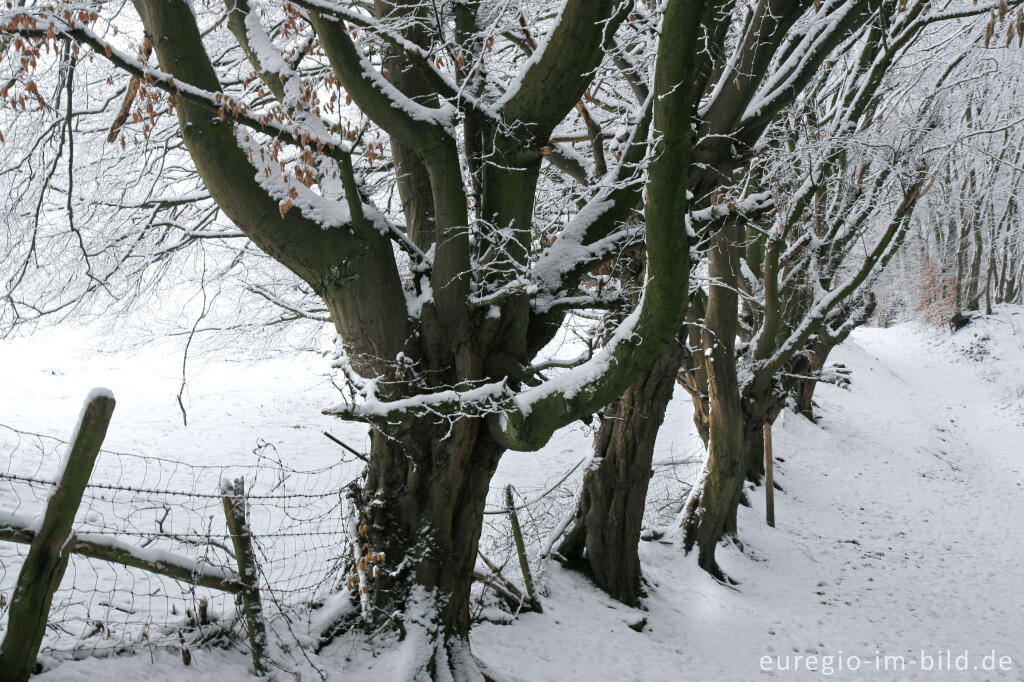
350, 417, 504, 677
791, 339, 828, 421
965, 217, 984, 311
681, 291, 711, 446
682, 224, 745, 579
556, 338, 685, 606
953, 219, 969, 314
741, 413, 766, 485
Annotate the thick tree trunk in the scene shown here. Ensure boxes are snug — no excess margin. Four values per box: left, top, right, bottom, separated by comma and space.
348, 417, 503, 678
556, 338, 685, 606
791, 339, 828, 421
682, 225, 745, 579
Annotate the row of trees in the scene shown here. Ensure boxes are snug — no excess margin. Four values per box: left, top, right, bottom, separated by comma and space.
556, 0, 1023, 596
884, 54, 1024, 324
1, 0, 1021, 677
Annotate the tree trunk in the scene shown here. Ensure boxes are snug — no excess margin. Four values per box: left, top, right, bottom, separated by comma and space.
792, 362, 819, 419
1007, 265, 1021, 304
682, 292, 711, 446
350, 417, 503, 678
985, 252, 996, 315
791, 338, 828, 421
952, 220, 969, 313
682, 224, 745, 579
556, 338, 685, 606
785, 294, 875, 424
965, 218, 984, 310
997, 241, 1009, 303
742, 414, 766, 484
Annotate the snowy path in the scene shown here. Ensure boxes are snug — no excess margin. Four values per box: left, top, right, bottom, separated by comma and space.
745, 321, 1024, 678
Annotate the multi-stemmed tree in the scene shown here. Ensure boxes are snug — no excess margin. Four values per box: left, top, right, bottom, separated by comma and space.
552, 0, 888, 598
558, 0, 1023, 591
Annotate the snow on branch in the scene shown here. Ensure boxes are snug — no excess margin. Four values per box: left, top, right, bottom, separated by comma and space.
324, 335, 511, 423
759, 164, 929, 375
740, 0, 870, 134
288, 0, 487, 116
307, 7, 458, 151
689, 191, 775, 224
323, 379, 512, 423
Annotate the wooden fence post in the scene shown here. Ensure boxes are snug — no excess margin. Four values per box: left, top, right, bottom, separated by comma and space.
764, 422, 775, 528
0, 390, 115, 682
221, 478, 268, 675
504, 485, 542, 613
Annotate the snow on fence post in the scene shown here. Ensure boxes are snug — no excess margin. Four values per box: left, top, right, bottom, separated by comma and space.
220, 477, 268, 675
0, 389, 115, 682
764, 422, 775, 528
504, 485, 542, 613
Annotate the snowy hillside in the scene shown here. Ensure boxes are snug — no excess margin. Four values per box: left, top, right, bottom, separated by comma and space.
3, 308, 1023, 681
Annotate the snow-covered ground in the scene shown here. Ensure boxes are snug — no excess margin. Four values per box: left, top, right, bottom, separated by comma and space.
476, 308, 1024, 681
2, 308, 1023, 680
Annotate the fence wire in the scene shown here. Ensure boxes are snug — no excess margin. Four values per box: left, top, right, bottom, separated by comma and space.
0, 420, 702, 673
0, 423, 361, 672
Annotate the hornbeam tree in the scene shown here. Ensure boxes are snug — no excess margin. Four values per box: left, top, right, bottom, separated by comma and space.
4, 0, 1021, 674
0, 0, 711, 675
683, 8, 1024, 571
551, 0, 890, 599
559, 0, 1023, 589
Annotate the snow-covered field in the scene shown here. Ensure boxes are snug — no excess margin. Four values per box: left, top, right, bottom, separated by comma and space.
2, 307, 1023, 680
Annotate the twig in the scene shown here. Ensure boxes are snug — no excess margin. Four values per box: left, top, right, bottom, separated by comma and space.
322, 431, 369, 463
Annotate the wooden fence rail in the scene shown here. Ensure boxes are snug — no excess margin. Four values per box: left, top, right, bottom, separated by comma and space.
0, 513, 246, 594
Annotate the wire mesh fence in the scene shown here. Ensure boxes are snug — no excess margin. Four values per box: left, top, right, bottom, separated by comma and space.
0, 418, 703, 674
0, 422, 362, 673
475, 445, 703, 620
